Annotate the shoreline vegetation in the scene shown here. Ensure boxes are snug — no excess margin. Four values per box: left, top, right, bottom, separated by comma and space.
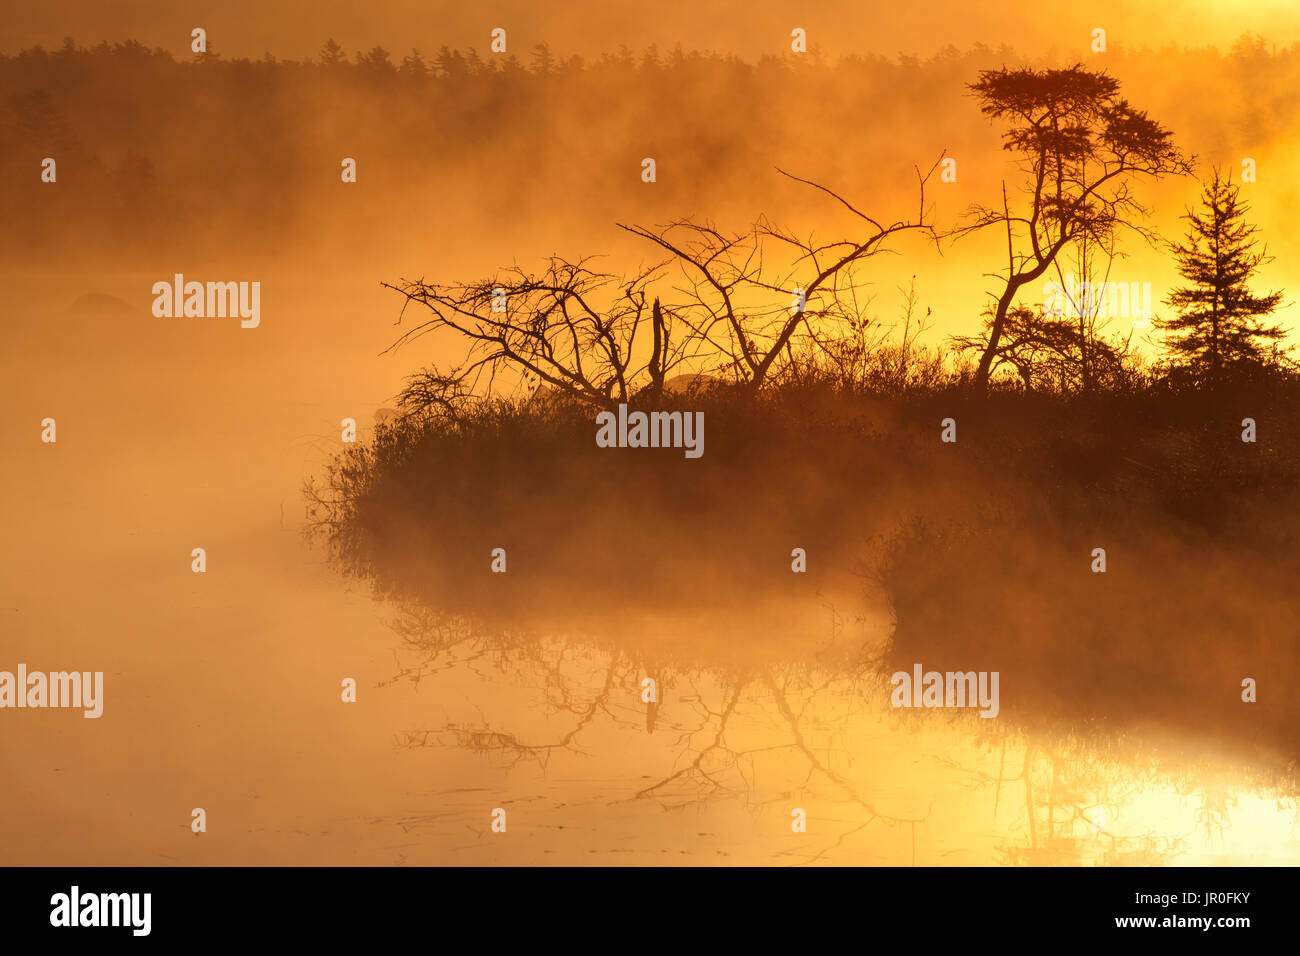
302, 60, 1300, 785
305, 374, 1300, 785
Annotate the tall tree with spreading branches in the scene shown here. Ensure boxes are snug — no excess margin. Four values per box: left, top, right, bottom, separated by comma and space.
960, 64, 1193, 389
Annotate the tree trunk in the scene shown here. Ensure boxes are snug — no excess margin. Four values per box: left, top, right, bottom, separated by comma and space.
648, 297, 665, 398
975, 282, 1022, 390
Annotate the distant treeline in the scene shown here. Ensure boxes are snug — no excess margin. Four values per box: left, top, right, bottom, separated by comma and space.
3, 35, 1300, 261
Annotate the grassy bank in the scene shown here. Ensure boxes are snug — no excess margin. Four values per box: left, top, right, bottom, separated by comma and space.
306, 377, 1300, 777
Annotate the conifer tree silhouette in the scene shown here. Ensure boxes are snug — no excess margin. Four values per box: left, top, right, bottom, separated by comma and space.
1158, 168, 1286, 384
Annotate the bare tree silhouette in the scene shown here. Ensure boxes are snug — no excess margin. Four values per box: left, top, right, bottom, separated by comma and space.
619, 160, 943, 394
382, 258, 684, 412
381, 160, 944, 409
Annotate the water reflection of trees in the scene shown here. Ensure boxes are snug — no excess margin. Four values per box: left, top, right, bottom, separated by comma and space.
371, 602, 1280, 865
989, 744, 1188, 866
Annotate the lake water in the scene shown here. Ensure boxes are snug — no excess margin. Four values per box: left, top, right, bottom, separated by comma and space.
2, 269, 1296, 865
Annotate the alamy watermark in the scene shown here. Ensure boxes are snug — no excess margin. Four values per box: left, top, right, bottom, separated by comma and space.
595, 403, 704, 459
50, 886, 150, 936
152, 274, 260, 328
890, 664, 999, 718
0, 665, 103, 717
1043, 274, 1153, 327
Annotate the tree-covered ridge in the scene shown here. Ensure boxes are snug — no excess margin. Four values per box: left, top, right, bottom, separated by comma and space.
3, 34, 1300, 260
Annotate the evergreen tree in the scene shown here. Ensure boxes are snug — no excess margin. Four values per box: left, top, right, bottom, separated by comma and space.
319, 38, 346, 67
1159, 168, 1286, 383
530, 43, 553, 75
399, 49, 427, 79
462, 47, 486, 75
434, 46, 466, 80
356, 46, 395, 75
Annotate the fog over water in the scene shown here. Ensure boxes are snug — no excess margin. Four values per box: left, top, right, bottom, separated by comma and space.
3, 2, 1300, 864
0, 276, 1293, 864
